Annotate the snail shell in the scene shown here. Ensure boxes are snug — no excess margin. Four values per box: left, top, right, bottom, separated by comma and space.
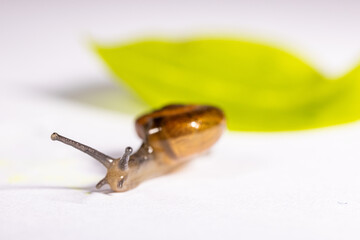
135, 104, 226, 162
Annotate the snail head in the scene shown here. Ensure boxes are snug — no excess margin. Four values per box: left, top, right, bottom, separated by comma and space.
51, 132, 134, 192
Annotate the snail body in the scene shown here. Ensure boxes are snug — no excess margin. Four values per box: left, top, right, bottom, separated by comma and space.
51, 104, 226, 192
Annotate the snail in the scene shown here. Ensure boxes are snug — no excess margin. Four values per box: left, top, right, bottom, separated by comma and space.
51, 104, 226, 192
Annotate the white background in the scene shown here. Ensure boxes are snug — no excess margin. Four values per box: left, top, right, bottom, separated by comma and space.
1, 0, 360, 239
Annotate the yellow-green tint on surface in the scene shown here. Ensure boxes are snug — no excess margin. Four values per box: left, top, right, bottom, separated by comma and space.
95, 38, 360, 131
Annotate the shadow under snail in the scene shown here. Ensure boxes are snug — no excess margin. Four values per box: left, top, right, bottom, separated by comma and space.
51, 104, 226, 192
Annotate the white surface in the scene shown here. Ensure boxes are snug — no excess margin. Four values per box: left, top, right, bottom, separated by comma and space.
1, 1, 360, 239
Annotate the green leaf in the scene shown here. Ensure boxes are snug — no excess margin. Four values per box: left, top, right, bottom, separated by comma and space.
95, 38, 360, 131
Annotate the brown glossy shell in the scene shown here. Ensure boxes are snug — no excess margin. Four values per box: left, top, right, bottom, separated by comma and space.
135, 104, 226, 162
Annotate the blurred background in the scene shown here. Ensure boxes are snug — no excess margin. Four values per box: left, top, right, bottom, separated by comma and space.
1, 1, 360, 239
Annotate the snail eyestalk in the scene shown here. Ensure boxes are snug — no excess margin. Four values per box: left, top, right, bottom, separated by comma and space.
51, 132, 114, 168
119, 147, 133, 170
